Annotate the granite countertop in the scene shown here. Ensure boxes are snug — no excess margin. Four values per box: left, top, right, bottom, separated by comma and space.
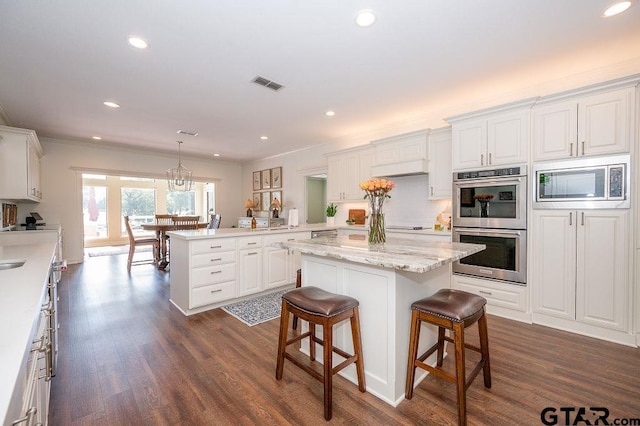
276, 235, 484, 273
0, 242, 57, 424
167, 223, 334, 240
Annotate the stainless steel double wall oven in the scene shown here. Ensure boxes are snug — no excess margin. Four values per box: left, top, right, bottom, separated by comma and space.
452, 166, 527, 285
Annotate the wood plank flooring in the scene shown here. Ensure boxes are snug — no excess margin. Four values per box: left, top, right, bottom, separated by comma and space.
49, 254, 640, 425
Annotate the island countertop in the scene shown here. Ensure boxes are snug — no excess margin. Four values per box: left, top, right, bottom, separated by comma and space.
276, 235, 485, 273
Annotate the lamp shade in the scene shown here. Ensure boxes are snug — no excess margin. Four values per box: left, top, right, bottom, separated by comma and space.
270, 198, 281, 209
244, 199, 254, 208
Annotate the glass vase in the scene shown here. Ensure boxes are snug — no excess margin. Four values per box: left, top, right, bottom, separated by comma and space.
368, 213, 386, 245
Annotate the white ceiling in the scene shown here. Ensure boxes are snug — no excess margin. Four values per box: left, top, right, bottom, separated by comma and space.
1, 1, 639, 162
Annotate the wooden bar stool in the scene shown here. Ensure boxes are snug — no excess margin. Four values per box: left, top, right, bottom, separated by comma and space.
405, 289, 491, 426
276, 286, 366, 420
292, 268, 302, 330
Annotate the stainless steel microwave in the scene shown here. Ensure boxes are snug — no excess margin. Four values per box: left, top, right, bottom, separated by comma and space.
532, 154, 630, 209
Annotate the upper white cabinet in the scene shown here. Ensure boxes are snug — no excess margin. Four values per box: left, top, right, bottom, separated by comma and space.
427, 127, 452, 199
533, 87, 634, 161
326, 145, 375, 202
373, 130, 428, 165
447, 99, 534, 171
0, 125, 43, 201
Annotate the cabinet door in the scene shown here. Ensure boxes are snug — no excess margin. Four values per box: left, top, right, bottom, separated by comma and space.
27, 141, 41, 199
578, 88, 631, 157
531, 210, 576, 320
452, 119, 486, 170
238, 248, 262, 296
532, 100, 578, 161
326, 155, 344, 202
428, 129, 452, 199
576, 210, 628, 331
487, 110, 529, 166
342, 151, 362, 201
263, 246, 289, 289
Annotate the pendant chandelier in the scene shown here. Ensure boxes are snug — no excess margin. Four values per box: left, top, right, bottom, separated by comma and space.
167, 141, 193, 191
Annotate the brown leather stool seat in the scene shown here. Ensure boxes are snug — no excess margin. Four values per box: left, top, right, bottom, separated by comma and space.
276, 286, 366, 420
405, 289, 491, 426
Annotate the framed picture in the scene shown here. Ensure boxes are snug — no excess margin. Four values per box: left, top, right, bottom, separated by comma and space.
271, 190, 282, 206
252, 193, 261, 209
252, 171, 261, 190
499, 191, 513, 201
261, 169, 271, 190
261, 192, 271, 211
271, 167, 282, 189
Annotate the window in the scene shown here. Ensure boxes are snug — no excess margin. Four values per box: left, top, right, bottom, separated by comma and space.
167, 190, 195, 215
82, 185, 107, 240
121, 187, 156, 235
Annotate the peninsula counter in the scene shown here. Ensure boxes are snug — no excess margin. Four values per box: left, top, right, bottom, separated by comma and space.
277, 235, 484, 406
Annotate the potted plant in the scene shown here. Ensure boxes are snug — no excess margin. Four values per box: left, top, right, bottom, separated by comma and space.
326, 203, 337, 225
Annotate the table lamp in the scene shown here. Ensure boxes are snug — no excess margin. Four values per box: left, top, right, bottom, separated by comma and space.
270, 198, 281, 219
245, 199, 254, 217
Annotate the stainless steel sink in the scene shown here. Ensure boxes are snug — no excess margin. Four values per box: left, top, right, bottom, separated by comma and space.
0, 259, 26, 270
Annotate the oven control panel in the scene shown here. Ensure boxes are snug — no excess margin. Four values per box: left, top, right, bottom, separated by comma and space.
455, 167, 522, 180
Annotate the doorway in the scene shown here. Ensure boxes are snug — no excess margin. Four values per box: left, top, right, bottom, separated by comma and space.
305, 174, 327, 224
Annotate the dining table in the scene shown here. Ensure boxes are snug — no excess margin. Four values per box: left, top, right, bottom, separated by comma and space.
141, 222, 208, 270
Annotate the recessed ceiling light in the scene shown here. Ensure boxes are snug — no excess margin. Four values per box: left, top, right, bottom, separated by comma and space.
213, 153, 220, 157
260, 136, 269, 140
103, 101, 120, 108
128, 36, 148, 49
355, 9, 376, 27
92, 136, 102, 140
325, 110, 335, 117
603, 1, 632, 16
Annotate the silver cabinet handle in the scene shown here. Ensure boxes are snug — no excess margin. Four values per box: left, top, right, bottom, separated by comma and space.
430, 186, 433, 196
479, 290, 492, 296
488, 152, 492, 165
210, 258, 222, 262
581, 211, 585, 226
210, 245, 222, 249
247, 242, 257, 245
287, 238, 295, 241
480, 154, 484, 165
569, 212, 573, 225
247, 252, 258, 256
210, 270, 222, 274
210, 289, 222, 293
570, 142, 574, 156
581, 141, 585, 156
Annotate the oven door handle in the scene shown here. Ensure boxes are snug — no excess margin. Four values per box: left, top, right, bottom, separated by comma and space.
454, 177, 523, 186
454, 228, 523, 237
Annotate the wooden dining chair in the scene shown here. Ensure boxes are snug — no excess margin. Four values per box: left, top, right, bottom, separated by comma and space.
155, 214, 176, 260
171, 215, 200, 230
155, 214, 176, 225
124, 216, 159, 272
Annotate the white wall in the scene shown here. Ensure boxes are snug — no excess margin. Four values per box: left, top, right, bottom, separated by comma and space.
18, 138, 242, 264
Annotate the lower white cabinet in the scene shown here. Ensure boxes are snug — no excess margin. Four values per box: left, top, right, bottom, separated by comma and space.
531, 209, 630, 335
238, 247, 263, 296
263, 232, 308, 290
452, 274, 528, 322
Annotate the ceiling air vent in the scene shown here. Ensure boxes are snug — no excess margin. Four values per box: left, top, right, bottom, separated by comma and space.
252, 75, 284, 91
177, 130, 199, 136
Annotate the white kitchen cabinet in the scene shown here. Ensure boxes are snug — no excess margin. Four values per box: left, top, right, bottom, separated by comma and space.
263, 231, 308, 290
427, 126, 452, 199
531, 209, 629, 333
239, 249, 262, 296
326, 146, 375, 202
532, 87, 633, 161
452, 274, 528, 322
0, 125, 44, 201
450, 106, 531, 171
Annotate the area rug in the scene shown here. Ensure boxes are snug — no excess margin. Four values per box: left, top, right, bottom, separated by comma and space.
222, 289, 290, 326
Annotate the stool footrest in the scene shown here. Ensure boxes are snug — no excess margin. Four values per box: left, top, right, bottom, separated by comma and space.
442, 336, 482, 354
284, 353, 324, 383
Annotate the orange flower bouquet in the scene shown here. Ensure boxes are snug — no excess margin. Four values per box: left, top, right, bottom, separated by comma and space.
359, 178, 395, 245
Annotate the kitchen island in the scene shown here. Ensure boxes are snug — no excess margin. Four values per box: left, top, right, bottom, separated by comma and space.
276, 234, 484, 406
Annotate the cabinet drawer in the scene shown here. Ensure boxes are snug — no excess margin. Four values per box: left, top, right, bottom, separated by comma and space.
454, 276, 526, 312
237, 235, 262, 249
191, 238, 236, 254
192, 251, 236, 268
190, 281, 236, 308
192, 263, 236, 288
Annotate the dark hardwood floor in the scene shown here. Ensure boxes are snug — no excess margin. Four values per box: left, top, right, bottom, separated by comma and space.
49, 253, 640, 425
